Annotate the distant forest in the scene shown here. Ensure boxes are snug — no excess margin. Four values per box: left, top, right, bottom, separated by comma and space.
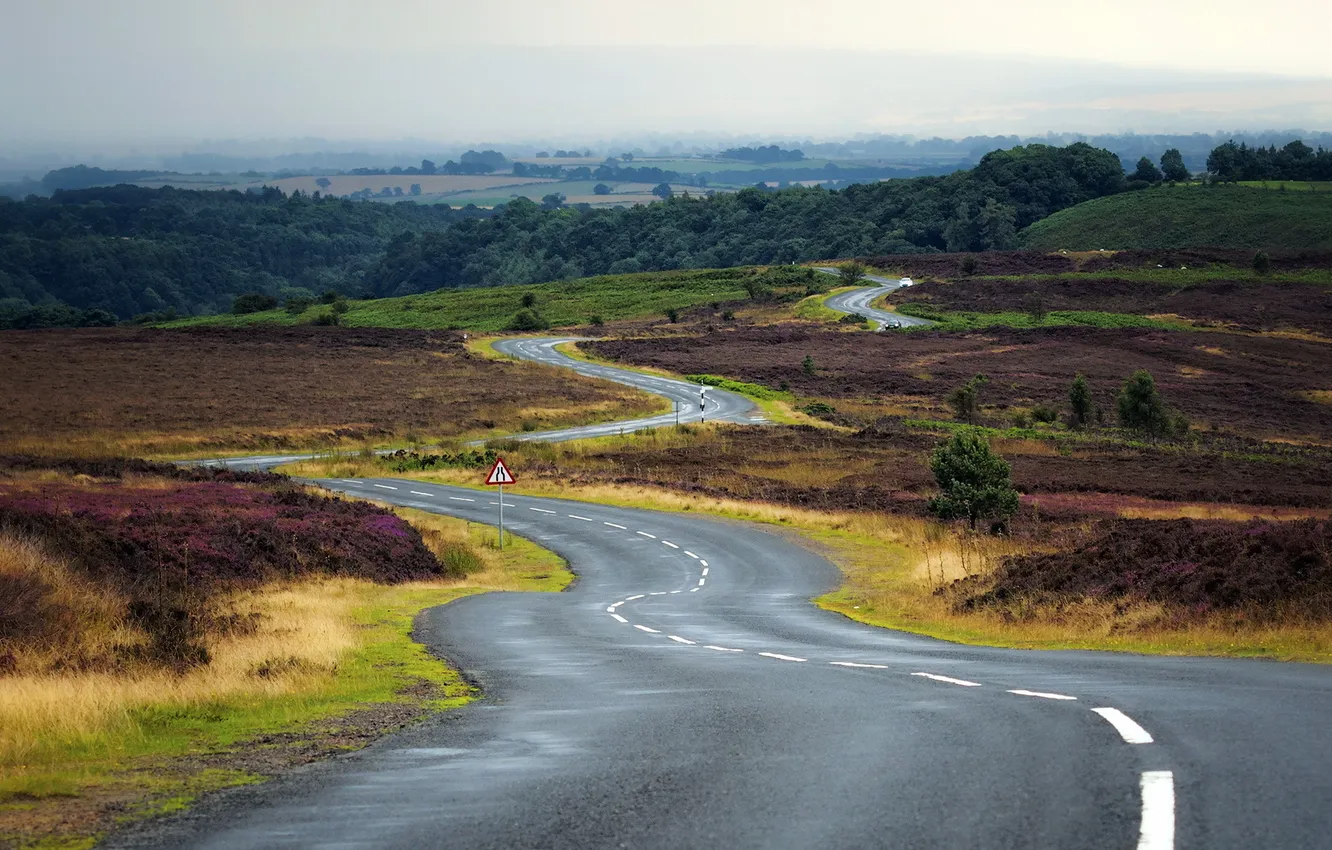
1, 142, 1128, 323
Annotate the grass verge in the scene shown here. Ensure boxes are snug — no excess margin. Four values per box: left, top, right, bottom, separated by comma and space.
0, 509, 568, 848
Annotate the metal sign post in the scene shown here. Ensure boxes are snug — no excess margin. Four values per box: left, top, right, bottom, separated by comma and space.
485, 457, 516, 551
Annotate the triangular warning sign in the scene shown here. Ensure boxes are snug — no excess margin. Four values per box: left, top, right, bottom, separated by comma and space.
485, 457, 516, 485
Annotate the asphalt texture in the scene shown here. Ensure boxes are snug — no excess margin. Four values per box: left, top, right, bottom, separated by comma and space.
112, 478, 1332, 849
815, 267, 935, 329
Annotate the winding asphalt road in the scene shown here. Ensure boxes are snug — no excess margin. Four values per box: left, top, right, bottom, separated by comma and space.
115, 478, 1332, 849
814, 267, 934, 329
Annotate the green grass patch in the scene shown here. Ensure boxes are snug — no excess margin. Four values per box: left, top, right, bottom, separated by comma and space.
1237, 180, 1332, 192
1019, 184, 1332, 251
895, 303, 1193, 331
162, 268, 763, 332
685, 374, 792, 401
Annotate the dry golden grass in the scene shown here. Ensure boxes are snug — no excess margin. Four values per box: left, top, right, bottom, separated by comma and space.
1303, 389, 1332, 405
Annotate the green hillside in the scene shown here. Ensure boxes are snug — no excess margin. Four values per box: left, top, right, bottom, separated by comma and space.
1019, 185, 1332, 251
163, 267, 789, 332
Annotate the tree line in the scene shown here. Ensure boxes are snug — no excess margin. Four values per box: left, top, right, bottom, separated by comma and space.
1205, 140, 1332, 183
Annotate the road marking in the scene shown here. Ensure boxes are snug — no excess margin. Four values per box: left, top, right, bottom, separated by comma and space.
633, 624, 660, 633
604, 522, 627, 529
448, 496, 475, 502
1092, 708, 1155, 744
684, 551, 698, 559
636, 531, 657, 539
830, 661, 889, 669
1008, 689, 1078, 701
609, 601, 623, 609
530, 507, 556, 514
610, 614, 627, 624
568, 514, 593, 521
409, 491, 433, 497
698, 577, 706, 586
668, 635, 696, 645
690, 587, 700, 592
670, 590, 682, 594
626, 594, 645, 601
699, 560, 708, 567
373, 484, 397, 490
704, 645, 743, 652
701, 567, 709, 576
341, 479, 363, 484
1138, 771, 1175, 850
913, 672, 982, 687
759, 652, 807, 663
649, 592, 667, 596
606, 606, 617, 613
662, 540, 679, 548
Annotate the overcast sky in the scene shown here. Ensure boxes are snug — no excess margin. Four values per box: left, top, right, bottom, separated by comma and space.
3, 0, 1330, 147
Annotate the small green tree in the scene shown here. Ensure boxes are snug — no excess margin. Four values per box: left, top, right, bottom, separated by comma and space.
1252, 251, 1271, 274
508, 309, 549, 331
1133, 157, 1164, 183
948, 374, 988, 424
665, 307, 680, 323
928, 430, 1020, 532
521, 292, 537, 308
1117, 369, 1171, 437
1023, 290, 1047, 324
232, 293, 278, 314
1160, 148, 1189, 183
593, 183, 612, 195
838, 261, 866, 285
1068, 373, 1094, 429
651, 182, 673, 199
802, 354, 817, 376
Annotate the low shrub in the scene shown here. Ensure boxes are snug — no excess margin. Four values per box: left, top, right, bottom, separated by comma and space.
232, 293, 278, 315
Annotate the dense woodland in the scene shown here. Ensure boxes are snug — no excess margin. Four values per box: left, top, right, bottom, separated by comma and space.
3, 143, 1126, 319
1206, 140, 1332, 182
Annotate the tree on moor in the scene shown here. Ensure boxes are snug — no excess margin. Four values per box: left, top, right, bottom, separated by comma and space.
1068, 373, 1094, 429
838, 261, 866, 285
1117, 370, 1174, 437
1133, 157, 1164, 183
1023, 289, 1047, 324
948, 374, 988, 424
927, 429, 1020, 532
1160, 149, 1189, 182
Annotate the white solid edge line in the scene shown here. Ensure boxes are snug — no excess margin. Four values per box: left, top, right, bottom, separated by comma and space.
448, 496, 475, 502
568, 514, 593, 521
530, 507, 556, 514
610, 613, 628, 623
626, 594, 645, 601
704, 645, 743, 652
1092, 707, 1155, 744
1138, 771, 1175, 850
636, 531, 656, 538
668, 635, 696, 645
684, 551, 698, 558
830, 661, 889, 669
409, 491, 433, 497
913, 672, 983, 687
604, 522, 627, 529
759, 652, 807, 663
373, 484, 397, 490
662, 540, 679, 548
1008, 689, 1078, 701
633, 624, 660, 633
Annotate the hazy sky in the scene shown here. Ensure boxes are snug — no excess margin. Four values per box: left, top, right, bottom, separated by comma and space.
3, 0, 1330, 147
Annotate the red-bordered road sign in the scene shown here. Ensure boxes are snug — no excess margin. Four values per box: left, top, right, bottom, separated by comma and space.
485, 457, 516, 485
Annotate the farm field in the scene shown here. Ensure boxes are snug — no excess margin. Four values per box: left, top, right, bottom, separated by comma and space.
0, 326, 663, 457
1019, 185, 1332, 251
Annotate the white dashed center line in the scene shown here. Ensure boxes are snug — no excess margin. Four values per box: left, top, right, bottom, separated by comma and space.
684, 551, 698, 559
530, 507, 556, 514
1093, 708, 1155, 744
409, 491, 432, 497
636, 531, 657, 539
626, 594, 645, 601
448, 496, 475, 502
633, 625, 660, 634
699, 560, 708, 567
759, 652, 807, 663
913, 672, 982, 687
704, 645, 743, 652
690, 587, 700, 592
701, 568, 709, 576
697, 578, 706, 586
662, 540, 679, 549
373, 484, 397, 490
668, 636, 696, 645
830, 661, 889, 669
568, 514, 593, 522
1138, 771, 1175, 850
1009, 689, 1078, 701
610, 614, 627, 624
603, 522, 627, 529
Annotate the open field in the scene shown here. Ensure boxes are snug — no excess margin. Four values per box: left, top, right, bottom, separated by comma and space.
1019, 185, 1332, 251
894, 274, 1332, 337
162, 267, 805, 333
141, 174, 560, 198
0, 327, 663, 457
0, 458, 569, 847
587, 324, 1332, 442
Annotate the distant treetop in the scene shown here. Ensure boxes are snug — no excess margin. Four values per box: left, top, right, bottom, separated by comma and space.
719, 145, 805, 164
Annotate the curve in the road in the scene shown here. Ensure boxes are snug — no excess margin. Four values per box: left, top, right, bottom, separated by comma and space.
814, 266, 934, 329
111, 474, 1332, 850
